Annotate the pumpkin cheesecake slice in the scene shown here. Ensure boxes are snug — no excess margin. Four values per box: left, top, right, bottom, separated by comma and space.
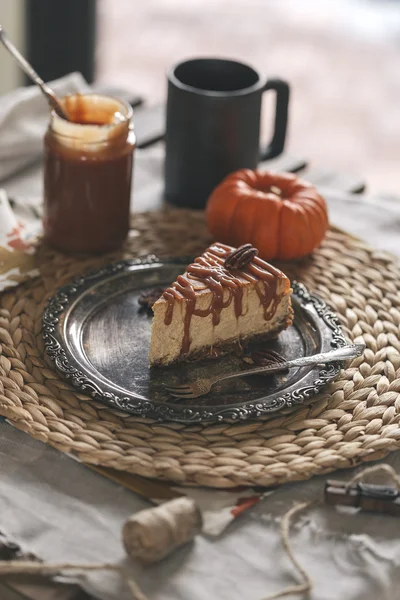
149, 243, 293, 366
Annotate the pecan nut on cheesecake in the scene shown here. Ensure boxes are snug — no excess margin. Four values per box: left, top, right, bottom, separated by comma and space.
149, 243, 293, 366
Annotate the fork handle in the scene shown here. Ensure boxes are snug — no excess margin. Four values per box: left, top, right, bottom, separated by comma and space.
212, 344, 365, 386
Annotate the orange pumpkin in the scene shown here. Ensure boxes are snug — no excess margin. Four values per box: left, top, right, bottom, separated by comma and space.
206, 169, 329, 260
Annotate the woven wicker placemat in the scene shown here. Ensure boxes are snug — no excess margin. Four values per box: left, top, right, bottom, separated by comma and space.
0, 209, 399, 488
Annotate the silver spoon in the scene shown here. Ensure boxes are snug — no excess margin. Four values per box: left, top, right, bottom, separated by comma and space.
0, 24, 70, 121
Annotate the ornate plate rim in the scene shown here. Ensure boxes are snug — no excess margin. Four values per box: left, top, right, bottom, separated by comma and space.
42, 256, 348, 424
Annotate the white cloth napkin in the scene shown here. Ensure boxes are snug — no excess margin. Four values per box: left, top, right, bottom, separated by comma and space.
0, 72, 89, 182
0, 189, 39, 290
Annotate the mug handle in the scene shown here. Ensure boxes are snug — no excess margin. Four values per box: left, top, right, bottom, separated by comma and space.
260, 78, 290, 161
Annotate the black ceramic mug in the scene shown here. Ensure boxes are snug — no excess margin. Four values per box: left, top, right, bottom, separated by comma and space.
164, 57, 290, 209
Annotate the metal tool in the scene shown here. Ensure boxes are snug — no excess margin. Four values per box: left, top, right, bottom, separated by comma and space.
325, 479, 400, 517
165, 344, 365, 399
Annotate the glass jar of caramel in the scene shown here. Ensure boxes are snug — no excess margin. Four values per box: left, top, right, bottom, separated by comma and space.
43, 94, 135, 253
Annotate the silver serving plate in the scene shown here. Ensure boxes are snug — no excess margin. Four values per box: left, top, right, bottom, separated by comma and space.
43, 256, 347, 424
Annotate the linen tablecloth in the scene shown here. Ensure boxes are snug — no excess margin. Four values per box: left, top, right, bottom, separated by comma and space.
1, 422, 400, 600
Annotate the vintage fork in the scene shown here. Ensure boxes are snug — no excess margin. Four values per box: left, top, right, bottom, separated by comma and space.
164, 344, 365, 399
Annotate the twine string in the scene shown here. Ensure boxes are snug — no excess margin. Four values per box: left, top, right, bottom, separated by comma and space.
0, 561, 149, 600
262, 463, 399, 599
262, 500, 316, 600
346, 464, 400, 491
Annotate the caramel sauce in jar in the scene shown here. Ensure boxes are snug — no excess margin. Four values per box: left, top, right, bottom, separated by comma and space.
43, 94, 135, 253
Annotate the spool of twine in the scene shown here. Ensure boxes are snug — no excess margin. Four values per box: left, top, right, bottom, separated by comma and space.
0, 496, 203, 600
122, 496, 203, 565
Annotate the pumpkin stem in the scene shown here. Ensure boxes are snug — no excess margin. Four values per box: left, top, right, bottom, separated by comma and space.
269, 185, 282, 196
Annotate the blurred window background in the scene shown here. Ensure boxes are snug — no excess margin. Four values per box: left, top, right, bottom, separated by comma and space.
1, 0, 399, 193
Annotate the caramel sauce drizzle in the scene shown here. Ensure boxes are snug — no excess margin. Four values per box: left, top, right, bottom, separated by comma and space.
162, 243, 286, 356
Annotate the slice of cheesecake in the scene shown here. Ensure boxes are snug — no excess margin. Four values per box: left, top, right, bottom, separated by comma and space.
149, 243, 293, 367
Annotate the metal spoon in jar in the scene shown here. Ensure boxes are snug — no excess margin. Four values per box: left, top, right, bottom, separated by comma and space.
0, 24, 70, 121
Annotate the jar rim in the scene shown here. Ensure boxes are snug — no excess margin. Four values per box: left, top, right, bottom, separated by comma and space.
46, 128, 134, 146
49, 93, 134, 146
51, 92, 133, 126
